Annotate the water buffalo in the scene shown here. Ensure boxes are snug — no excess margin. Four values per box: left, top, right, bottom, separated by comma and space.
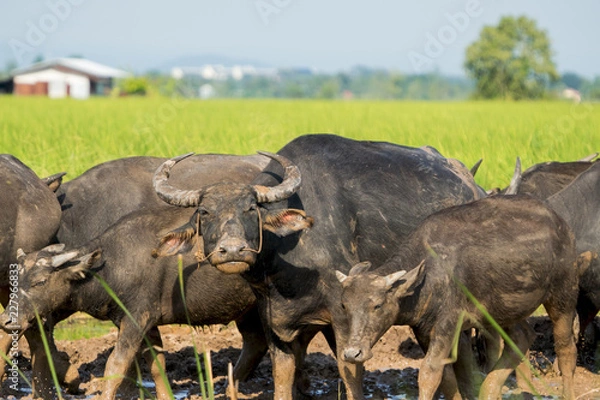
151, 134, 486, 399
545, 162, 600, 348
496, 153, 598, 198
0, 206, 268, 400
0, 154, 79, 397
336, 195, 582, 400
57, 154, 269, 247
501, 155, 600, 351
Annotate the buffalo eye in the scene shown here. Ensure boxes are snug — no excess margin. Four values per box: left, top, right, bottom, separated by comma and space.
30, 279, 47, 288
341, 303, 346, 311
198, 207, 210, 217
374, 304, 382, 311
245, 204, 258, 213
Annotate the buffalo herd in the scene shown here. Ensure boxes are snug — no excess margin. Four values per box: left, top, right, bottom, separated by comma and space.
0, 134, 598, 399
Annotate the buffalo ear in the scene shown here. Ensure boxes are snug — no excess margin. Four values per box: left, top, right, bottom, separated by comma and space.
262, 209, 314, 237
152, 223, 199, 258
385, 260, 426, 298
79, 249, 102, 268
63, 250, 102, 281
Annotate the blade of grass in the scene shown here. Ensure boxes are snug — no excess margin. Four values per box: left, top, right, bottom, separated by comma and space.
135, 358, 146, 400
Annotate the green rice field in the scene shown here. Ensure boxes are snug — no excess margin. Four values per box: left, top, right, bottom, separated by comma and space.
1, 96, 598, 192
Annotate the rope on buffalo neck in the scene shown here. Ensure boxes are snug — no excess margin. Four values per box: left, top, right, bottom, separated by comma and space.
194, 207, 264, 265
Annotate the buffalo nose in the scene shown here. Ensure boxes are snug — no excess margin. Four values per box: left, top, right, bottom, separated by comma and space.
0, 316, 12, 331
343, 346, 373, 363
218, 238, 247, 254
343, 347, 363, 363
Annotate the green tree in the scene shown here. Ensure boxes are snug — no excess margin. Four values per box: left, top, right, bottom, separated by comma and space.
583, 76, 600, 100
317, 80, 339, 99
119, 76, 149, 96
465, 15, 559, 100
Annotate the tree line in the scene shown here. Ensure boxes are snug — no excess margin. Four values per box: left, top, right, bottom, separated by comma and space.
3, 15, 599, 101
130, 15, 599, 101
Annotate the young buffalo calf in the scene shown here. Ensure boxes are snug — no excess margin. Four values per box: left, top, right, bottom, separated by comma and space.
337, 195, 580, 400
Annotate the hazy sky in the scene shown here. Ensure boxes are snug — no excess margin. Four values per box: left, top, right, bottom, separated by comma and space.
2, 0, 599, 77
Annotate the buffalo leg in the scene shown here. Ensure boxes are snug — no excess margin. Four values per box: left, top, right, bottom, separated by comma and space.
270, 340, 296, 400
576, 295, 598, 347
453, 331, 478, 399
546, 305, 577, 400
414, 328, 461, 400
27, 326, 58, 400
478, 321, 532, 400
513, 323, 537, 392
418, 326, 460, 400
140, 326, 170, 400
103, 317, 149, 400
233, 309, 268, 382
27, 323, 80, 399
268, 333, 318, 400
292, 328, 317, 396
480, 330, 502, 373
45, 313, 81, 394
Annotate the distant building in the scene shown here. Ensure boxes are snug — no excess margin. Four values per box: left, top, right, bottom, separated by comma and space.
561, 88, 582, 103
171, 64, 278, 81
342, 90, 354, 100
10, 58, 129, 99
199, 83, 216, 99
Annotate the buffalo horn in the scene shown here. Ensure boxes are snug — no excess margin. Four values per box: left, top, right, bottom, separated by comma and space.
253, 151, 301, 203
41, 172, 67, 186
578, 152, 599, 162
470, 159, 483, 177
50, 251, 80, 268
153, 153, 203, 207
505, 157, 522, 195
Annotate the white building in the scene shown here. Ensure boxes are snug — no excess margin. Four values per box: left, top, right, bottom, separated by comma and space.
171, 64, 277, 81
12, 58, 129, 99
561, 88, 582, 104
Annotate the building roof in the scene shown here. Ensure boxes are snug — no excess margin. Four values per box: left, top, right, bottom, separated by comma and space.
11, 58, 130, 80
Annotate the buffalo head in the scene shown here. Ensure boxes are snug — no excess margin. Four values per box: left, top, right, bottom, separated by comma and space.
0, 245, 101, 333
152, 152, 313, 274
336, 260, 424, 363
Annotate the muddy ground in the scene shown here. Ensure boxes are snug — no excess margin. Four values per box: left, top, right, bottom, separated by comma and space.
2, 316, 600, 399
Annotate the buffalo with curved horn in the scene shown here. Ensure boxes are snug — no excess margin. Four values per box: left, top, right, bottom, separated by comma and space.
151, 134, 487, 399
152, 151, 310, 275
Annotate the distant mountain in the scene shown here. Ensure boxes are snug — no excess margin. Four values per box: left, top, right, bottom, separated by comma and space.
154, 53, 272, 72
